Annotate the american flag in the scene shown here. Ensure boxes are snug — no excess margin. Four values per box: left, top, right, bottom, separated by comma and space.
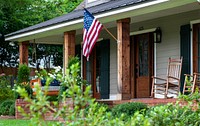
83, 8, 103, 60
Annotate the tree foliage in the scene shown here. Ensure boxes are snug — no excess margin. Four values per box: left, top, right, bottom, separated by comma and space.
0, 0, 83, 71
0, 0, 83, 34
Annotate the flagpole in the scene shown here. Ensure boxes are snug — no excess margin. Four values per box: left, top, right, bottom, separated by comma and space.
103, 26, 118, 42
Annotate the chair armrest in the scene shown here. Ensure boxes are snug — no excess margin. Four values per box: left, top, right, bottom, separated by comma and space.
152, 76, 167, 81
167, 76, 179, 81
184, 74, 193, 77
193, 72, 200, 75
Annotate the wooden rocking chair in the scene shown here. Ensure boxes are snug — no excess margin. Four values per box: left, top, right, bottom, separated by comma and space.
151, 57, 183, 98
183, 73, 200, 95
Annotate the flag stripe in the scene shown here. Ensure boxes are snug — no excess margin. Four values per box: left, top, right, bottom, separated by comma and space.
83, 8, 103, 60
88, 23, 102, 52
88, 21, 101, 45
88, 23, 102, 56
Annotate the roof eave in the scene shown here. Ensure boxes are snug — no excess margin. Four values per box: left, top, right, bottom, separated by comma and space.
5, 0, 196, 42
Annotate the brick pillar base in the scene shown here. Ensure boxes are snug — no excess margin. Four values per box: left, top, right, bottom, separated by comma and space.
15, 98, 74, 120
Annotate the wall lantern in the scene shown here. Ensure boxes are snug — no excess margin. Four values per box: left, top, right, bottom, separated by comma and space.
154, 27, 162, 43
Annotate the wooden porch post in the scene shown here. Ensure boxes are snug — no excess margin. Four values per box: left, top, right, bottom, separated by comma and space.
63, 30, 76, 73
19, 41, 29, 65
117, 18, 131, 100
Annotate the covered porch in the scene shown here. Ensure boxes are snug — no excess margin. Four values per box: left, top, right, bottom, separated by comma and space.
5, 0, 200, 100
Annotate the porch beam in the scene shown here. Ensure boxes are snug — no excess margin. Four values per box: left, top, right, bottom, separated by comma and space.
19, 41, 29, 65
117, 18, 131, 100
63, 30, 76, 73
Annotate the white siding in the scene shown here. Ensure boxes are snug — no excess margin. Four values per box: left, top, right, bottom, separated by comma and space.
131, 10, 200, 77
109, 40, 118, 95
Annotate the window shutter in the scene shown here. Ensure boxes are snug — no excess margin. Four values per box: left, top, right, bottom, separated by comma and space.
100, 39, 110, 99
180, 24, 191, 92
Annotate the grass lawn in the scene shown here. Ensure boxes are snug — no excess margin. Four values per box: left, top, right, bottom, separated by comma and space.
0, 119, 30, 126
0, 119, 57, 126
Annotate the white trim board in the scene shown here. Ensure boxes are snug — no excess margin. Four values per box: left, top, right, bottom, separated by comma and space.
130, 28, 156, 36
190, 19, 200, 25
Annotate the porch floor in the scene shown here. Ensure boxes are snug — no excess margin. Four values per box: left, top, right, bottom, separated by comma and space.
97, 98, 177, 107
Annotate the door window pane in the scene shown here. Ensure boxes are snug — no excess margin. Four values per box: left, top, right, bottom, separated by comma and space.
86, 61, 92, 84
96, 44, 101, 93
139, 35, 149, 76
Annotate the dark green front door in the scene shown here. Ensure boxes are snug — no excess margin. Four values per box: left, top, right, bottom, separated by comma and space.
84, 40, 110, 99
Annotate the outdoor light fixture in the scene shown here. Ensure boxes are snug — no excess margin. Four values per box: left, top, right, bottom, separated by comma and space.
154, 27, 162, 43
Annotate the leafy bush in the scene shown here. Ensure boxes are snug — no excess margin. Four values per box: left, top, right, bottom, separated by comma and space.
111, 102, 148, 120
144, 103, 199, 126
0, 88, 14, 103
14, 83, 33, 99
14, 64, 32, 99
179, 88, 200, 102
85, 102, 111, 115
9, 102, 15, 116
128, 92, 200, 126
67, 56, 80, 69
0, 99, 15, 116
0, 76, 14, 102
58, 56, 83, 100
47, 95, 58, 101
17, 64, 30, 83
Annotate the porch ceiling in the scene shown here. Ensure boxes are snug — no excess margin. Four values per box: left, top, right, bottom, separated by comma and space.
5, 0, 199, 44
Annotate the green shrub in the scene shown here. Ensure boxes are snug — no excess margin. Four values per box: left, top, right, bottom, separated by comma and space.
67, 56, 80, 69
17, 64, 30, 83
145, 103, 199, 126
0, 76, 14, 102
15, 64, 32, 99
14, 83, 32, 99
9, 102, 15, 116
58, 56, 82, 100
0, 99, 15, 116
0, 75, 9, 87
47, 95, 58, 101
129, 92, 200, 126
85, 102, 111, 115
0, 88, 14, 103
111, 102, 148, 120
